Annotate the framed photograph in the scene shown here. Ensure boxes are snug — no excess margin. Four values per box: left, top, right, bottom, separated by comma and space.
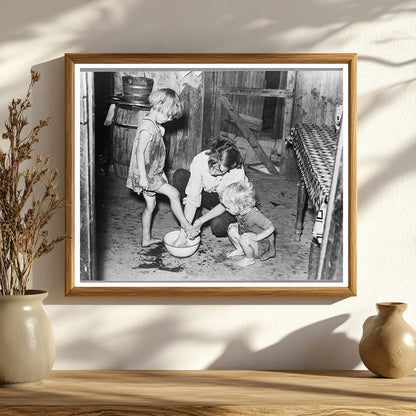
65, 53, 356, 296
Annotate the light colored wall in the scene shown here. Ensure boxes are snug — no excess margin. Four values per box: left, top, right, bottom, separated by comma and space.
1, 0, 415, 370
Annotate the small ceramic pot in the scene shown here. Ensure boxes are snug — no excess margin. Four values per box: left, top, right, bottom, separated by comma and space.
0, 290, 55, 387
359, 302, 416, 378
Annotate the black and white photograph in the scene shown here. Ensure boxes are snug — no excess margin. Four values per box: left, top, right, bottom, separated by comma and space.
65, 54, 356, 296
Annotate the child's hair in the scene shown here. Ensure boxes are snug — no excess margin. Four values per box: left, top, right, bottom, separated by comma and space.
220, 181, 256, 211
207, 138, 242, 170
149, 88, 183, 119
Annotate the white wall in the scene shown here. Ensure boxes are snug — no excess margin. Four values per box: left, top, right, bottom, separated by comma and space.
1, 0, 415, 370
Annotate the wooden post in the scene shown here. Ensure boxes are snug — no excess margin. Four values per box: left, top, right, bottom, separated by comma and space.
294, 179, 308, 241
318, 123, 344, 281
320, 184, 343, 281
308, 238, 321, 280
280, 71, 297, 178
216, 92, 279, 176
79, 71, 96, 281
213, 72, 223, 141
201, 72, 215, 149
272, 72, 284, 144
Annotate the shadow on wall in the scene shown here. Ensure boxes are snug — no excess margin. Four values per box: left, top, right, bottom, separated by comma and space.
0, 0, 414, 96
207, 314, 359, 370
54, 311, 216, 369
30, 52, 416, 305
53, 307, 359, 370
358, 139, 416, 209
23, 0, 415, 302
0, 0, 413, 51
29, 56, 343, 306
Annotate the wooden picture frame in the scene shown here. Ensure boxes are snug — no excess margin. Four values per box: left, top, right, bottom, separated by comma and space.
65, 53, 356, 296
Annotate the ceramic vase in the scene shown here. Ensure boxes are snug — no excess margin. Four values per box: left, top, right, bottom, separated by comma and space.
0, 290, 55, 387
359, 302, 416, 378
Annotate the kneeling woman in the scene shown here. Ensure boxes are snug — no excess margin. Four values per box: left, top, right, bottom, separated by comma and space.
173, 138, 248, 238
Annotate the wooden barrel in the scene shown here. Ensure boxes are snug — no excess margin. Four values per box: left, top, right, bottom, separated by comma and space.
111, 103, 150, 179
122, 76, 154, 104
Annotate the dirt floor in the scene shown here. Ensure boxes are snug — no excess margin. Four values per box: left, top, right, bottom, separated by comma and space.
94, 166, 314, 283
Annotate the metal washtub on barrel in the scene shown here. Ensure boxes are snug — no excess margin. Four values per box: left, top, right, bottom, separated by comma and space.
122, 76, 154, 104
111, 103, 150, 179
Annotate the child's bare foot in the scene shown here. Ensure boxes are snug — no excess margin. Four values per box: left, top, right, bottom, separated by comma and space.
226, 249, 244, 258
234, 257, 256, 268
173, 230, 187, 247
142, 238, 162, 247
184, 224, 199, 240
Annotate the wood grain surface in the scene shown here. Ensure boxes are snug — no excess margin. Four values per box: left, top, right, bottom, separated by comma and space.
1, 370, 415, 415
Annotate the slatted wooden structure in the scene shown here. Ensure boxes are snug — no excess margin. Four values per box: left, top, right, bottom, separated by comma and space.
203, 70, 297, 176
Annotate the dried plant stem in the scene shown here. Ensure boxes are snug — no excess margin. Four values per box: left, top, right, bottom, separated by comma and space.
0, 71, 66, 295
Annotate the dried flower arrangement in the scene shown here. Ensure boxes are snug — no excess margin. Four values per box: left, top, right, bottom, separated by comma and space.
0, 71, 65, 295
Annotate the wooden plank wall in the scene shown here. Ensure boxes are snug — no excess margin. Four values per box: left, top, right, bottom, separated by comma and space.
292, 70, 343, 126
220, 71, 265, 136
201, 72, 216, 150
167, 82, 203, 171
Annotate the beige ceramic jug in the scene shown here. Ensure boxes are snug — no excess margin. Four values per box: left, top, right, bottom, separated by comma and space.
0, 290, 55, 386
359, 302, 416, 378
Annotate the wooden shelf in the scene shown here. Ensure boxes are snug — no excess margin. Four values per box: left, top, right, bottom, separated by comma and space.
1, 370, 415, 415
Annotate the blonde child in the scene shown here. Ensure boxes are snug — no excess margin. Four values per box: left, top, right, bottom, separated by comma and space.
194, 181, 275, 267
126, 88, 197, 246
221, 181, 275, 267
